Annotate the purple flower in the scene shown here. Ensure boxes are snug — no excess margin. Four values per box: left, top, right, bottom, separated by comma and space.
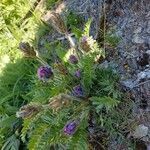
63, 120, 79, 135
37, 66, 53, 81
72, 85, 84, 97
69, 55, 78, 64
75, 70, 81, 78
80, 36, 91, 52
81, 36, 88, 43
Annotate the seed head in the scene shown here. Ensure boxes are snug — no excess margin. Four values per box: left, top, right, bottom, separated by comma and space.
19, 42, 36, 57
54, 62, 68, 75
16, 103, 41, 119
43, 11, 67, 34
80, 36, 95, 52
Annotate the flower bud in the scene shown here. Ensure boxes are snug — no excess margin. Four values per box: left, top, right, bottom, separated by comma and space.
37, 66, 53, 81
75, 69, 81, 78
63, 120, 80, 135
69, 55, 78, 64
43, 11, 67, 34
80, 36, 95, 52
54, 62, 68, 75
72, 85, 84, 97
19, 42, 36, 57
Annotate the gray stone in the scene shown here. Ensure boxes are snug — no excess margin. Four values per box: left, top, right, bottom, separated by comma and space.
133, 124, 148, 138
121, 79, 136, 89
147, 21, 150, 34
132, 35, 144, 44
146, 50, 150, 55
134, 26, 142, 34
99, 60, 109, 69
147, 145, 150, 150
137, 69, 150, 82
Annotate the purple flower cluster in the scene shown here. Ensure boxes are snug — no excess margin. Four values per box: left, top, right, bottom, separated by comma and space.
37, 66, 53, 81
69, 55, 78, 64
63, 120, 79, 135
72, 85, 84, 97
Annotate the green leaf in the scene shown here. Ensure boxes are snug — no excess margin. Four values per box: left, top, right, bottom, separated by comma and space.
1, 135, 20, 150
90, 96, 119, 113
21, 112, 43, 142
28, 123, 50, 150
0, 115, 17, 128
72, 26, 83, 39
80, 55, 95, 95
55, 43, 67, 61
83, 19, 92, 36
68, 130, 88, 150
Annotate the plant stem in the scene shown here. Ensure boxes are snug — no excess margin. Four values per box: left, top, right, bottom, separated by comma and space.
65, 33, 76, 48
36, 56, 49, 66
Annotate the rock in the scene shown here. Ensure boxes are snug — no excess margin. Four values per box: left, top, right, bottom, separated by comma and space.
133, 124, 148, 139
103, 0, 150, 148
147, 145, 150, 150
134, 27, 142, 34
146, 50, 150, 55
99, 60, 109, 68
121, 79, 136, 89
146, 21, 150, 34
132, 35, 144, 44
137, 69, 150, 82
88, 127, 95, 134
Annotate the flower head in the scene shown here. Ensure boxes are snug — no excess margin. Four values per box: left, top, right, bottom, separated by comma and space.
54, 62, 68, 75
37, 66, 53, 81
80, 36, 95, 52
43, 11, 67, 34
63, 120, 79, 135
69, 55, 78, 64
72, 85, 84, 97
16, 103, 41, 119
75, 69, 81, 78
81, 36, 88, 43
19, 42, 36, 57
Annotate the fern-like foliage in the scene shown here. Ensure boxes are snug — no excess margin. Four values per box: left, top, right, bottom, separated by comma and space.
83, 19, 92, 36
80, 55, 95, 95
17, 15, 122, 150
67, 130, 88, 150
90, 96, 119, 113
20, 101, 89, 150
91, 68, 121, 99
1, 134, 20, 150
28, 123, 50, 150
21, 111, 45, 143
51, 74, 70, 96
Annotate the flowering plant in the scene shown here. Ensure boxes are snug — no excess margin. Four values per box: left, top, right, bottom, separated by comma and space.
15, 13, 121, 150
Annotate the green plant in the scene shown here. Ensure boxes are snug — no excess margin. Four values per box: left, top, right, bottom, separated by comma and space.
0, 58, 37, 148
0, 0, 43, 148
14, 13, 123, 150
44, 0, 61, 10
0, 1, 133, 149
105, 30, 121, 47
